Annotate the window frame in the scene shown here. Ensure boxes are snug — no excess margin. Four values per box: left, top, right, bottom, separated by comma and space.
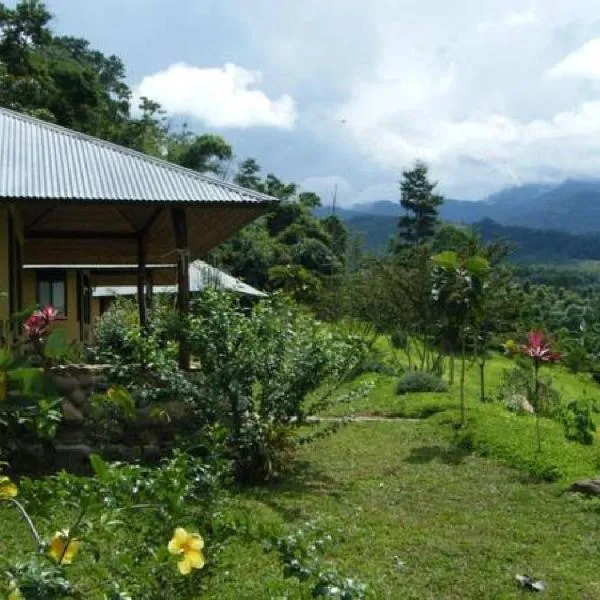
36, 270, 68, 317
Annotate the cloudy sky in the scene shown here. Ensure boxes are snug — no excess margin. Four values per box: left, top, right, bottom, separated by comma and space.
33, 0, 600, 204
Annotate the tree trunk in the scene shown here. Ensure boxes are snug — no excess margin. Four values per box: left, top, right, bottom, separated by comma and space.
460, 334, 466, 425
479, 359, 486, 403
449, 355, 455, 385
534, 361, 541, 452
405, 337, 413, 371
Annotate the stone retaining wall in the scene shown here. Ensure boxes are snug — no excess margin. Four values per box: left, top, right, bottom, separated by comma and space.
8, 365, 190, 475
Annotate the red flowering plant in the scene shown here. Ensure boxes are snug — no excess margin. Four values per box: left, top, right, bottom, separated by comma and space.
23, 305, 58, 359
522, 330, 560, 366
520, 330, 560, 451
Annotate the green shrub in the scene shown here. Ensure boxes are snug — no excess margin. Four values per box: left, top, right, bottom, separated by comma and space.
390, 329, 408, 350
93, 300, 204, 414
563, 399, 597, 445
187, 291, 368, 483
264, 525, 368, 598
93, 298, 139, 358
4, 450, 226, 599
559, 338, 590, 374
93, 290, 368, 485
395, 371, 448, 395
352, 345, 400, 377
494, 364, 561, 418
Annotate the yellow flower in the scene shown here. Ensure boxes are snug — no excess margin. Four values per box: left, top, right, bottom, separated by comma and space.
0, 475, 18, 499
48, 530, 81, 564
168, 527, 205, 575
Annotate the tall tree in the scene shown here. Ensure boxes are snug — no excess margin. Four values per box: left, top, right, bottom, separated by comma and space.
213, 158, 348, 301
167, 127, 232, 176
234, 158, 263, 190
398, 161, 444, 246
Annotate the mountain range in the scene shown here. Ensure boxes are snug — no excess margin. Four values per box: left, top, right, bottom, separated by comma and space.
315, 179, 600, 260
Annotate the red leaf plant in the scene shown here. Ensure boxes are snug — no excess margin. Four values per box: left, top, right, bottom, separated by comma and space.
522, 330, 560, 365
23, 305, 57, 341
520, 330, 560, 451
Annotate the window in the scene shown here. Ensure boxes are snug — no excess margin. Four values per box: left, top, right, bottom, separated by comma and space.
37, 270, 67, 316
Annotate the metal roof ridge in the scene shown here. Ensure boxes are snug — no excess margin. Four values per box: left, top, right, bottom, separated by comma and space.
0, 105, 279, 203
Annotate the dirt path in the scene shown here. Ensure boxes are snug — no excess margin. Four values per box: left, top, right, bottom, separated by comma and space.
307, 415, 420, 423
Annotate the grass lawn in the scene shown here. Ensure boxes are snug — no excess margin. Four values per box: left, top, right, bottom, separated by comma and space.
3, 352, 600, 598
326, 351, 600, 420
206, 420, 600, 599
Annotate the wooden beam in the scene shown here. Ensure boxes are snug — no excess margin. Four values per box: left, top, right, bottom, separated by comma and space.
141, 207, 163, 235
137, 234, 148, 329
171, 207, 190, 370
115, 206, 140, 232
24, 203, 60, 233
27, 231, 137, 240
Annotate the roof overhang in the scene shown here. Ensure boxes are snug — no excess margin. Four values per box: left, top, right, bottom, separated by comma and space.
14, 200, 272, 265
0, 106, 279, 265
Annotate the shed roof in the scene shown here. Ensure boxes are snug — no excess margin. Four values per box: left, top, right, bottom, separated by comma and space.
92, 260, 266, 298
0, 106, 276, 205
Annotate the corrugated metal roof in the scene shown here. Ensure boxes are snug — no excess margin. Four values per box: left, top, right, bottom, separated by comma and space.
93, 260, 267, 298
0, 106, 278, 204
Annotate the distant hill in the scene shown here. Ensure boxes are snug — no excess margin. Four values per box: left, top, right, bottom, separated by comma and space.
323, 209, 600, 263
351, 200, 399, 216
344, 213, 398, 252
315, 178, 600, 260
474, 219, 600, 263
323, 178, 600, 236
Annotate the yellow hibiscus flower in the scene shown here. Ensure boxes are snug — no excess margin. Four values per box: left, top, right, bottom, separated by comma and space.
168, 527, 205, 575
48, 530, 81, 564
0, 475, 18, 500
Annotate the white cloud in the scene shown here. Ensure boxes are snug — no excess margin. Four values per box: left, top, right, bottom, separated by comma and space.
506, 9, 538, 27
305, 0, 600, 198
478, 8, 538, 31
135, 62, 297, 128
114, 0, 600, 198
349, 183, 398, 206
548, 38, 600, 79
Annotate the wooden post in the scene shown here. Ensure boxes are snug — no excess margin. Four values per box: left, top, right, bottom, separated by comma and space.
171, 207, 190, 370
137, 233, 148, 329
146, 268, 154, 310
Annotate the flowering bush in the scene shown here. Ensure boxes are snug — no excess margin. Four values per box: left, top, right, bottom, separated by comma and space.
1, 453, 368, 598
0, 307, 65, 451
167, 527, 205, 575
505, 330, 561, 451
521, 330, 560, 365
1, 451, 218, 599
23, 305, 57, 342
